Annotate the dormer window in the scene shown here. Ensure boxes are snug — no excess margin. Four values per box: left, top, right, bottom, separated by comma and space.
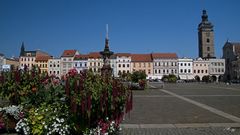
27, 53, 31, 56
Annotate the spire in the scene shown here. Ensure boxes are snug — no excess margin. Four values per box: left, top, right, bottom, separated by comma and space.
202, 10, 208, 22
105, 24, 109, 51
20, 42, 25, 56
106, 24, 109, 40
101, 24, 113, 57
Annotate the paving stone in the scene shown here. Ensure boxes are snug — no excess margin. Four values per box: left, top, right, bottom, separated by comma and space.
121, 83, 240, 135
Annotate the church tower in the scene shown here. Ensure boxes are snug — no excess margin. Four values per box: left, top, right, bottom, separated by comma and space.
20, 42, 25, 56
198, 10, 215, 59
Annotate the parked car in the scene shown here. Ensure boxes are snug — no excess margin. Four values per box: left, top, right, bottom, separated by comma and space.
176, 80, 185, 83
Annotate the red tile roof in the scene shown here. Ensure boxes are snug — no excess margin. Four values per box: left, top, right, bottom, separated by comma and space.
61, 50, 77, 57
88, 52, 102, 59
35, 50, 52, 61
131, 54, 152, 62
115, 53, 131, 57
74, 54, 89, 60
35, 55, 52, 61
151, 53, 178, 59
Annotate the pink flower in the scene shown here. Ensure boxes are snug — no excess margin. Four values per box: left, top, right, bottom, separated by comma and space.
19, 112, 25, 119
68, 68, 78, 77
52, 78, 60, 85
0, 120, 5, 129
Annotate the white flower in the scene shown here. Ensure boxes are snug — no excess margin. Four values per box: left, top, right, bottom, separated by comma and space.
1, 105, 23, 120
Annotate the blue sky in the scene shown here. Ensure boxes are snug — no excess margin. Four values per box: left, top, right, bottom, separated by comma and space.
0, 0, 240, 58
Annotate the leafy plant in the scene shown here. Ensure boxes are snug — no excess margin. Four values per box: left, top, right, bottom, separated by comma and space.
0, 68, 132, 134
65, 70, 131, 134
0, 105, 23, 132
15, 103, 70, 135
131, 71, 147, 83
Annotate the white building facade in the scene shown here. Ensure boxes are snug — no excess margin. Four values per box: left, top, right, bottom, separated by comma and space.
60, 50, 79, 76
178, 58, 194, 80
116, 53, 131, 77
48, 58, 61, 78
110, 55, 117, 77
152, 53, 178, 79
208, 58, 225, 82
74, 54, 88, 73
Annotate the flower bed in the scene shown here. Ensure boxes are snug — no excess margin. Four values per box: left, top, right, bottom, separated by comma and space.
0, 67, 132, 134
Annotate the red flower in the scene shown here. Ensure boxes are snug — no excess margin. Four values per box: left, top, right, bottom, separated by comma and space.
68, 68, 78, 77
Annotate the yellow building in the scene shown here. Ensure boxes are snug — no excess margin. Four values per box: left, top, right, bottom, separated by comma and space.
35, 54, 52, 73
131, 54, 153, 79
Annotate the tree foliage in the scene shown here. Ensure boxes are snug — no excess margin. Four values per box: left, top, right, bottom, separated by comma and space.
162, 74, 177, 83
130, 71, 147, 83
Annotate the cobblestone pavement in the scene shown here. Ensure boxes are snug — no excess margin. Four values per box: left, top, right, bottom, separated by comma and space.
121, 127, 240, 135
121, 83, 240, 135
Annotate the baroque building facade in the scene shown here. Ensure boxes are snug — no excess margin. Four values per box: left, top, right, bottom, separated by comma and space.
19, 43, 36, 70
48, 58, 61, 78
60, 50, 79, 75
115, 53, 131, 77
152, 53, 178, 79
73, 54, 88, 73
193, 58, 209, 80
131, 54, 153, 79
178, 58, 194, 80
87, 52, 103, 74
208, 58, 225, 81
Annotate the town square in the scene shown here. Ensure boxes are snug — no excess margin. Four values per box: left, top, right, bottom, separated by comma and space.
121, 83, 240, 134
1, 0, 240, 134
